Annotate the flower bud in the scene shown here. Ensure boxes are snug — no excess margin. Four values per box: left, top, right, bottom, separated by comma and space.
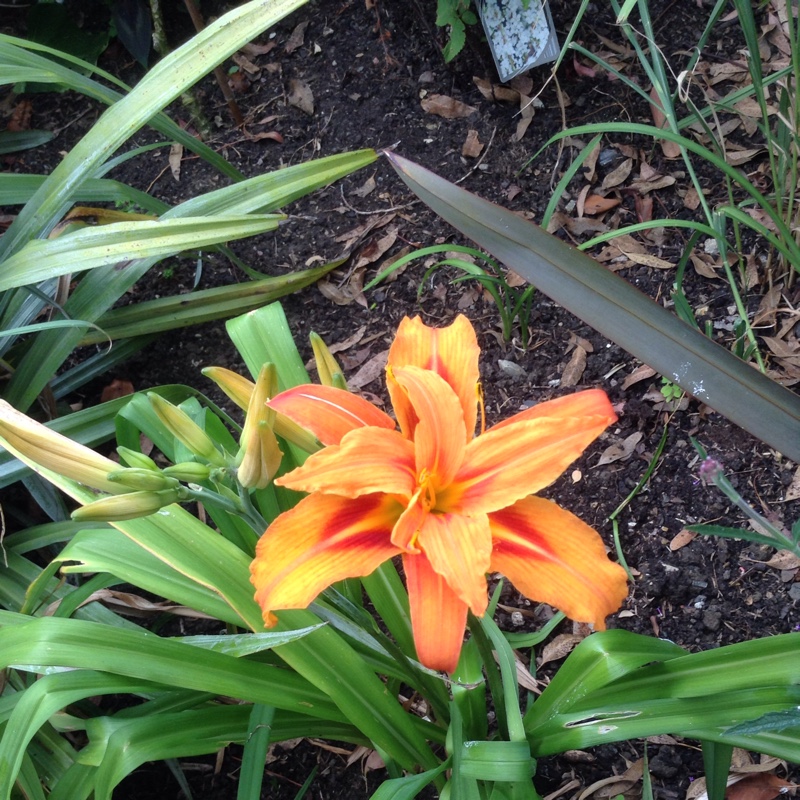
237, 363, 282, 489
148, 393, 227, 467
0, 400, 123, 494
116, 447, 160, 471
310, 332, 347, 390
71, 488, 182, 522
107, 468, 179, 492
202, 366, 253, 411
162, 461, 212, 482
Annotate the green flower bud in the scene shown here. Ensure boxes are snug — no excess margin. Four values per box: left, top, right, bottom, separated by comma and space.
238, 363, 282, 489
107, 468, 179, 492
116, 447, 160, 471
202, 366, 253, 411
71, 488, 182, 522
162, 461, 212, 482
310, 331, 347, 389
148, 393, 227, 467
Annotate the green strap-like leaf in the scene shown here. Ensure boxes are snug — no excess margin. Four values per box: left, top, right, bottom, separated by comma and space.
386, 152, 800, 460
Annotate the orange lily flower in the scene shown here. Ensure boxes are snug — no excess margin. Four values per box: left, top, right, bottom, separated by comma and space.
251, 315, 628, 673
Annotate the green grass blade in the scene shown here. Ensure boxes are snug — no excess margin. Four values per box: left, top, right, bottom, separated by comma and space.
386, 152, 800, 460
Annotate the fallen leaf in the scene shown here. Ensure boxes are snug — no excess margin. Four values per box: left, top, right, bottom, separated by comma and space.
560, 345, 587, 387
232, 53, 261, 75
354, 229, 398, 270
763, 550, 800, 571
683, 186, 702, 210
351, 174, 377, 198
8, 100, 32, 132
572, 55, 598, 79
472, 76, 519, 103
101, 379, 134, 402
784, 466, 800, 502
691, 252, 721, 279
539, 633, 585, 666
601, 158, 633, 190
168, 142, 183, 181
421, 94, 477, 119
623, 251, 674, 270
725, 773, 797, 800
597, 432, 643, 465
348, 349, 389, 389
287, 78, 314, 114
669, 530, 697, 551
284, 20, 309, 53
622, 364, 656, 390
462, 128, 483, 158
583, 194, 621, 215
650, 85, 682, 158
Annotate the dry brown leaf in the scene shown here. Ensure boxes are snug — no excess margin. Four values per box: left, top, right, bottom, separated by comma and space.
622, 364, 656, 390
76, 589, 214, 618
784, 466, 800, 502
168, 142, 183, 181
690, 252, 721, 279
669, 530, 697, 551
472, 76, 519, 103
753, 284, 782, 327
421, 94, 477, 119
539, 633, 585, 667
763, 549, 800, 570
623, 251, 674, 270
560, 345, 587, 387
8, 100, 32, 132
287, 78, 314, 114
351, 174, 377, 198
650, 85, 682, 158
242, 41, 276, 57
683, 186, 702, 210
354, 229, 398, 270
232, 52, 260, 75
513, 94, 538, 142
629, 174, 676, 194
596, 432, 643, 465
284, 20, 309, 53
583, 194, 621, 215
726, 147, 764, 166
725, 773, 797, 800
348, 349, 389, 389
101, 378, 135, 402
462, 128, 483, 158
601, 158, 633, 190
580, 757, 643, 799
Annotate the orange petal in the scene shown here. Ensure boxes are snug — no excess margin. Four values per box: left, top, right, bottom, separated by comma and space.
251, 493, 402, 624
489, 389, 616, 432
489, 496, 628, 628
404, 552, 468, 673
440, 408, 616, 515
387, 316, 480, 440
417, 512, 490, 615
391, 366, 466, 485
268, 384, 396, 446
275, 427, 416, 498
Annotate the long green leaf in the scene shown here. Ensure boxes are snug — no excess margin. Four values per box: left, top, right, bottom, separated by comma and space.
3, 149, 374, 410
525, 630, 800, 760
0, 216, 282, 291
0, 616, 345, 721
0, 0, 306, 259
386, 152, 800, 460
78, 262, 341, 344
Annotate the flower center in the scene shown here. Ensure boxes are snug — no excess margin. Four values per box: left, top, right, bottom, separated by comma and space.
417, 468, 437, 512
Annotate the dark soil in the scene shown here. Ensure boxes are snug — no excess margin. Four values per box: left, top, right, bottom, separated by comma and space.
3, 0, 800, 797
